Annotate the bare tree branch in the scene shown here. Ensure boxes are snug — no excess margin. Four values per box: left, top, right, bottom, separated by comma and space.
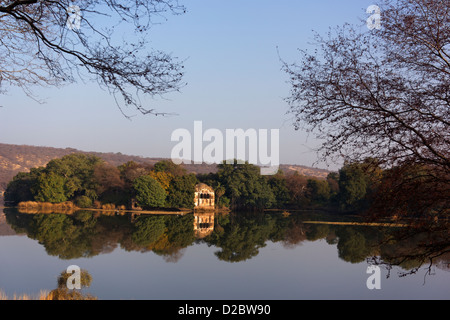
0, 0, 186, 117
281, 0, 450, 220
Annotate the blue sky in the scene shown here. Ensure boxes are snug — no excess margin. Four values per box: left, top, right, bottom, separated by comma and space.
0, 0, 376, 170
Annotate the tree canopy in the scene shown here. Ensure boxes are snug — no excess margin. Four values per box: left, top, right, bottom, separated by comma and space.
44, 153, 102, 200
165, 174, 197, 209
133, 175, 167, 209
282, 0, 449, 219
217, 160, 275, 211
33, 172, 68, 203
283, 0, 449, 173
0, 0, 186, 116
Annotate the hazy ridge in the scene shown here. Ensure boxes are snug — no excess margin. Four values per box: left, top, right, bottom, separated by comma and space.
0, 143, 330, 193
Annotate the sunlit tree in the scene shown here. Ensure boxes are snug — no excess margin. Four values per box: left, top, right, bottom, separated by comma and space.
133, 175, 166, 208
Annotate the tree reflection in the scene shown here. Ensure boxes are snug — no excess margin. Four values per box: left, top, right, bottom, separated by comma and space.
281, 220, 307, 249
368, 226, 450, 278
3, 208, 449, 277
132, 215, 166, 247
336, 228, 372, 264
205, 213, 276, 262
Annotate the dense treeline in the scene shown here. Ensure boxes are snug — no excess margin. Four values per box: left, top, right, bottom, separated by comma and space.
4, 154, 197, 210
4, 153, 448, 219
198, 158, 447, 219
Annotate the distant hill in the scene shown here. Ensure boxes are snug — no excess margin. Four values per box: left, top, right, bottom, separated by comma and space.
0, 143, 331, 193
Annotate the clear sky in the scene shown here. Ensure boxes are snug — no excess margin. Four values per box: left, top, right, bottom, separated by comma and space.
0, 0, 377, 171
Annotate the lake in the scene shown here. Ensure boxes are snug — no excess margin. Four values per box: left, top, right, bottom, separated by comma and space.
0, 208, 448, 300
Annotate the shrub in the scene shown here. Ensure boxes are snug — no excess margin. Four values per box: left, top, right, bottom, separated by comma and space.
133, 175, 166, 209
75, 196, 93, 208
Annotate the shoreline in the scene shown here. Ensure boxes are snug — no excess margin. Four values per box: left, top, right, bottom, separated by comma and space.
6, 203, 230, 216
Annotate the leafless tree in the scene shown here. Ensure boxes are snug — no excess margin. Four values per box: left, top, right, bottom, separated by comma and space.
282, 0, 449, 219
0, 0, 186, 117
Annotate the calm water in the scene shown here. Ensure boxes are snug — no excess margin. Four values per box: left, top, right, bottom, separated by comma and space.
0, 208, 448, 300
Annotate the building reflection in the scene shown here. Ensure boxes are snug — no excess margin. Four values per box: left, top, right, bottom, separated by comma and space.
193, 211, 214, 239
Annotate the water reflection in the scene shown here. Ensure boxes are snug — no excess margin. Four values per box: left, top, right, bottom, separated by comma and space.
194, 212, 214, 239
0, 267, 97, 300
2, 208, 449, 277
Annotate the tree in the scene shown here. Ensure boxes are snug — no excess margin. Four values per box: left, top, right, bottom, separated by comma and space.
336, 159, 384, 212
285, 172, 309, 208
338, 163, 368, 211
93, 163, 124, 195
118, 161, 153, 187
214, 183, 226, 208
153, 160, 187, 176
267, 171, 291, 208
166, 173, 197, 209
370, 164, 449, 224
45, 153, 102, 200
326, 172, 340, 202
283, 0, 449, 171
33, 172, 68, 203
51, 268, 96, 300
93, 162, 126, 205
133, 175, 166, 209
148, 170, 174, 193
57, 268, 92, 290
217, 160, 275, 211
306, 178, 330, 205
0, 0, 186, 116
75, 195, 92, 209
282, 0, 449, 217
4, 167, 45, 205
